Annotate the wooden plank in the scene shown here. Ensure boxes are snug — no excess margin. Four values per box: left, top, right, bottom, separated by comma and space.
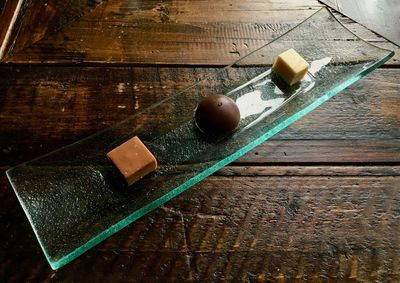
217, 165, 400, 176
2, 139, 399, 168
235, 139, 400, 164
0, 0, 398, 280
0, 0, 106, 60
0, 67, 399, 165
1, 1, 398, 65
4, 0, 398, 66
2, 250, 399, 282
1, 173, 399, 281
2, 0, 320, 64
2, 165, 398, 216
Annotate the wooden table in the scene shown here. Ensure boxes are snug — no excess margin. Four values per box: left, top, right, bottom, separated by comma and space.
1, 1, 399, 281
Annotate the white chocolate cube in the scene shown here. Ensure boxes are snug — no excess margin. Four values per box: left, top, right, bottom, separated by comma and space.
272, 48, 310, 86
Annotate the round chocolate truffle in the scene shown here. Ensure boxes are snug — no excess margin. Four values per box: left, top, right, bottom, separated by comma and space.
195, 95, 240, 136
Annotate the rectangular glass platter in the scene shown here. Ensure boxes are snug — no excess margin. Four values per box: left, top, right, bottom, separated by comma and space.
6, 8, 394, 269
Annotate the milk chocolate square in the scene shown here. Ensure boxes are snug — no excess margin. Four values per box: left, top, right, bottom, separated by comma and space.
107, 136, 157, 186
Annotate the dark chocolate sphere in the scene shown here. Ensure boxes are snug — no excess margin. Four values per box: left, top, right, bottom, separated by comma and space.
195, 95, 240, 136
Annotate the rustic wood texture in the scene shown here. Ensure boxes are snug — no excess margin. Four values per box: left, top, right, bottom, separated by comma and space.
0, 67, 399, 166
1, 171, 400, 281
0, 0, 399, 281
1, 0, 399, 65
0, 0, 105, 60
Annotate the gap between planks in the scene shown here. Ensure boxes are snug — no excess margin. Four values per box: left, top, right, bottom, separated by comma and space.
215, 165, 400, 177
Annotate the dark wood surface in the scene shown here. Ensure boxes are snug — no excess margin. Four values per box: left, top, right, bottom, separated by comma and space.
1, 0, 399, 282
1, 0, 399, 65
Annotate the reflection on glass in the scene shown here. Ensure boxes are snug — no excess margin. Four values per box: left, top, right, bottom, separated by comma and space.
233, 57, 332, 131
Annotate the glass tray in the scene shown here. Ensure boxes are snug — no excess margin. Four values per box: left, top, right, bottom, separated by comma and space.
6, 8, 394, 269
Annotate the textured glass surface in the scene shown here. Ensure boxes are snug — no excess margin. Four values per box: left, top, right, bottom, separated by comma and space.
6, 8, 394, 269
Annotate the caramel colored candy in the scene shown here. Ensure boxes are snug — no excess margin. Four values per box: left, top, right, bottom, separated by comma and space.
272, 48, 309, 86
107, 136, 157, 186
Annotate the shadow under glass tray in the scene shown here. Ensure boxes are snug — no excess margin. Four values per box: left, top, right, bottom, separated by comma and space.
6, 8, 394, 269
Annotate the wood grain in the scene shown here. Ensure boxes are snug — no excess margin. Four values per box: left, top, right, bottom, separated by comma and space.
0, 67, 399, 165
2, 0, 321, 64
1, 0, 398, 65
0, 0, 106, 60
1, 171, 399, 281
217, 165, 400, 177
0, 0, 399, 280
2, 139, 399, 168
234, 140, 400, 165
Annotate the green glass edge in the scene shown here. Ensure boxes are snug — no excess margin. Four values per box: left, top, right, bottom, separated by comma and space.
5, 7, 395, 269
